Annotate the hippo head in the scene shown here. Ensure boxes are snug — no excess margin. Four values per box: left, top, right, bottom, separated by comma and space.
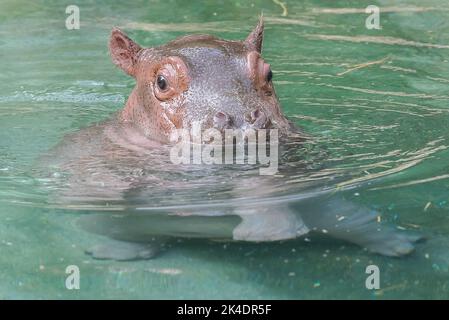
109, 17, 293, 143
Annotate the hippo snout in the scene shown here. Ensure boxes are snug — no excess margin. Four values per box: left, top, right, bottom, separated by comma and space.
213, 109, 271, 131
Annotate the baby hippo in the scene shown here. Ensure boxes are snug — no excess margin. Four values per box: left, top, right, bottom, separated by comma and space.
43, 17, 422, 261
109, 17, 291, 143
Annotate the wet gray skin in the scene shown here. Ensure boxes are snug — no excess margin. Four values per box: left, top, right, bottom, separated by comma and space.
40, 17, 422, 261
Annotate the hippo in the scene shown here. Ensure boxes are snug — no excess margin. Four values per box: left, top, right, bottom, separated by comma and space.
40, 17, 422, 261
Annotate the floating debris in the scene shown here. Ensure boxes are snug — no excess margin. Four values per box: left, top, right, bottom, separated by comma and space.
337, 56, 391, 76
272, 0, 288, 16
404, 223, 421, 229
146, 268, 183, 276
374, 281, 408, 296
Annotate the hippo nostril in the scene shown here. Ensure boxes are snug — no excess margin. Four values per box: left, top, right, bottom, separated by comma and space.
255, 110, 268, 128
251, 109, 261, 121
244, 112, 252, 124
244, 109, 268, 128
214, 111, 229, 122
213, 111, 232, 130
244, 109, 262, 125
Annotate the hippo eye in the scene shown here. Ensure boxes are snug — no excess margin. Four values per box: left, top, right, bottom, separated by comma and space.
156, 75, 168, 91
266, 69, 273, 82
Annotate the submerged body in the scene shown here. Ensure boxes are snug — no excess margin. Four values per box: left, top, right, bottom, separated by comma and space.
41, 18, 421, 260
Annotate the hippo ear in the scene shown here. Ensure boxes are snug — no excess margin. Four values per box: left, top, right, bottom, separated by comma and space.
109, 28, 142, 77
244, 15, 264, 53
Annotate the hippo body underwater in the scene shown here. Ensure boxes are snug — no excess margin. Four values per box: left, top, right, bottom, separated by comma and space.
41, 18, 421, 260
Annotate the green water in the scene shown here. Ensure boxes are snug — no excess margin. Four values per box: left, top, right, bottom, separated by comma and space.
1, 0, 449, 299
